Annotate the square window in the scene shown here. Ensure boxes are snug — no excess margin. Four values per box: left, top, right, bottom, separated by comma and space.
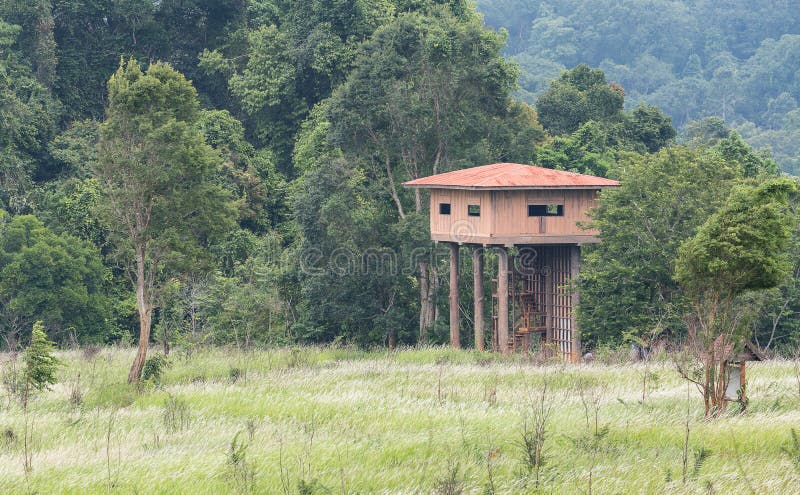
439, 203, 451, 215
468, 204, 480, 217
547, 204, 563, 216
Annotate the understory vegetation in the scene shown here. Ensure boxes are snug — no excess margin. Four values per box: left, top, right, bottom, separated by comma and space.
2, 346, 800, 494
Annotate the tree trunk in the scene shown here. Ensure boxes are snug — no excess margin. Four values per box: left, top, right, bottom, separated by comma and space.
419, 261, 432, 344
128, 249, 151, 383
163, 326, 170, 356
430, 263, 439, 327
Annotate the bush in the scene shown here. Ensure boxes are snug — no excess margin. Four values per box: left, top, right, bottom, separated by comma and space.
228, 367, 243, 383
142, 354, 169, 384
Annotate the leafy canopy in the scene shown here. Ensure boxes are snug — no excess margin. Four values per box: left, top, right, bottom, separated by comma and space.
535, 64, 624, 136
96, 58, 235, 276
0, 212, 111, 344
675, 179, 796, 298
578, 147, 743, 345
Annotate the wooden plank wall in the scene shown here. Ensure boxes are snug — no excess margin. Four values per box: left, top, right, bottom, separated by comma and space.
430, 189, 492, 238
541, 246, 573, 360
430, 188, 600, 242
493, 190, 599, 237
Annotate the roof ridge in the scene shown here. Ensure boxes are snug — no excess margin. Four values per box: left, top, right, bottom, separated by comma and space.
403, 163, 620, 190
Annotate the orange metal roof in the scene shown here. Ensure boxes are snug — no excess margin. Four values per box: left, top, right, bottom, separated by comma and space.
403, 163, 619, 190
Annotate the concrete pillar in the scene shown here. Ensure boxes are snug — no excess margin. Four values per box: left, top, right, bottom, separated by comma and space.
473, 247, 485, 352
449, 242, 460, 349
569, 245, 581, 362
497, 246, 509, 354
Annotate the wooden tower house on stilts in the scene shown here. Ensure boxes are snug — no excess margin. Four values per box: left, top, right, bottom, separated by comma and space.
404, 163, 619, 361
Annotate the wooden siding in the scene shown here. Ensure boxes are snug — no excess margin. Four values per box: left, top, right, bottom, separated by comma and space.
430, 188, 600, 245
430, 189, 492, 239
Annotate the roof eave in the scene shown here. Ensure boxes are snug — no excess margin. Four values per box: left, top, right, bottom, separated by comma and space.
402, 184, 620, 190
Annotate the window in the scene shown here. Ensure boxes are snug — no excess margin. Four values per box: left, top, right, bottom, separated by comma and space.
439, 203, 451, 215
528, 204, 563, 217
468, 204, 480, 217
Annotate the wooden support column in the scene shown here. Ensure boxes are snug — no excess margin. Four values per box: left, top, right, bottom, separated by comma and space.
740, 361, 747, 411
449, 242, 460, 349
544, 249, 554, 347
569, 245, 581, 362
473, 247, 485, 352
497, 246, 509, 354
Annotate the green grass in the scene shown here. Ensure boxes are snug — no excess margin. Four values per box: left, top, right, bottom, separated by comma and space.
1, 346, 799, 494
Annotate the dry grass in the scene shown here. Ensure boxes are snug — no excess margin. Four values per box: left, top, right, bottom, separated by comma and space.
0, 346, 798, 494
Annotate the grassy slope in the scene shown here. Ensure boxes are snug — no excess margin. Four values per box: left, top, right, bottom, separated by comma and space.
1, 347, 799, 494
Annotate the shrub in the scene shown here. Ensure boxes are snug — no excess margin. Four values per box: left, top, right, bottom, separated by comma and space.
22, 321, 61, 406
142, 354, 169, 384
228, 367, 242, 383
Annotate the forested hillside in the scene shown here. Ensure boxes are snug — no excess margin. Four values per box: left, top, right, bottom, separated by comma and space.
477, 0, 800, 173
0, 0, 798, 370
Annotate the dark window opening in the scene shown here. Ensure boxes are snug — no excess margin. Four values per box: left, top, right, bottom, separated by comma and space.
439, 203, 451, 215
528, 204, 563, 216
468, 204, 480, 217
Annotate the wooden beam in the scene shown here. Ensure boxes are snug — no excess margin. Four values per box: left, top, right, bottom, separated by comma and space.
497, 246, 509, 354
569, 245, 581, 362
430, 233, 601, 245
473, 247, 485, 352
449, 242, 460, 349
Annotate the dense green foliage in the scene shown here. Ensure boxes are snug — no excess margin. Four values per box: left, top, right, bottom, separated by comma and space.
675, 179, 795, 298
22, 321, 60, 394
578, 147, 742, 346
533, 65, 677, 177
477, 0, 800, 174
0, 0, 798, 357
0, 212, 111, 349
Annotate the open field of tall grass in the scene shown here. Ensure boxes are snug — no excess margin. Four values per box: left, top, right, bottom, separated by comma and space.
1, 346, 800, 494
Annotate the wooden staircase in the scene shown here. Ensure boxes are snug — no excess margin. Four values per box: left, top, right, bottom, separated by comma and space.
492, 253, 548, 353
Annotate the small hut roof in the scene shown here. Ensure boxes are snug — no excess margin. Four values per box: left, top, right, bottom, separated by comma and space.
403, 163, 620, 190
742, 341, 766, 362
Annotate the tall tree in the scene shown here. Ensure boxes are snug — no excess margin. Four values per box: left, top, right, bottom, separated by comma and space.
578, 147, 743, 346
325, 6, 541, 343
675, 179, 795, 416
95, 59, 234, 382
